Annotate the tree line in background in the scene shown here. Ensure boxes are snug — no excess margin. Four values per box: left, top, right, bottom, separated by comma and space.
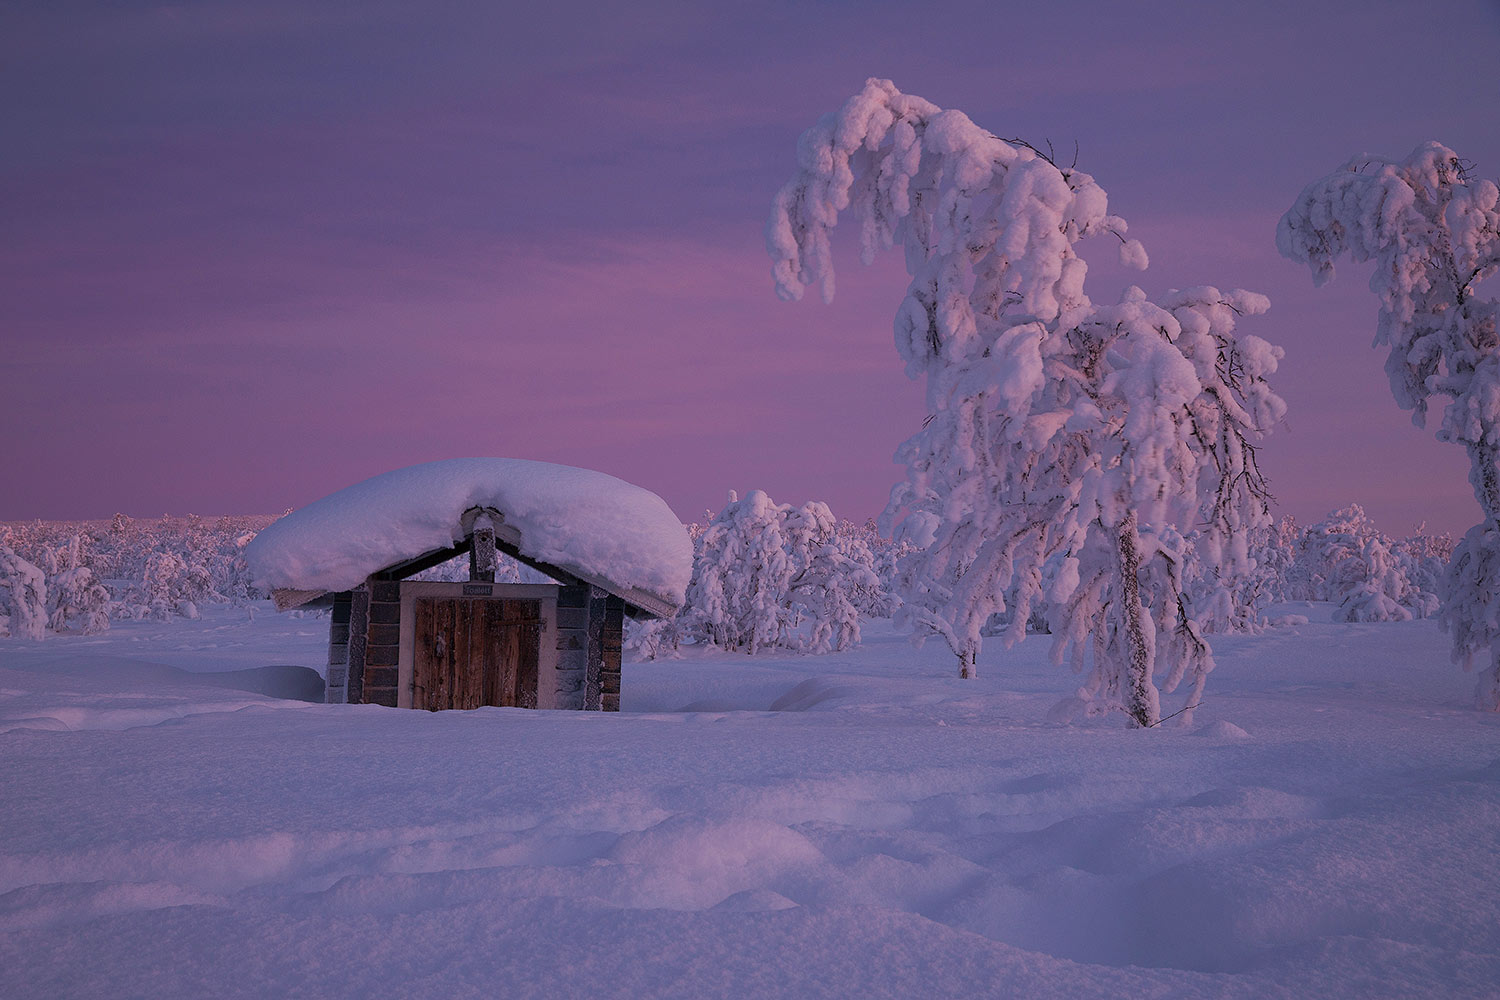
0, 499, 1454, 653
631, 495, 1454, 659
0, 514, 274, 638
0, 510, 552, 640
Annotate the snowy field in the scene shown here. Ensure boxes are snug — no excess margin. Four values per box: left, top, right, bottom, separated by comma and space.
3, 606, 1500, 998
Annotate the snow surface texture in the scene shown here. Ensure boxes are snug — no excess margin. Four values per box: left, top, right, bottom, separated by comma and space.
244, 458, 693, 612
3, 605, 1500, 997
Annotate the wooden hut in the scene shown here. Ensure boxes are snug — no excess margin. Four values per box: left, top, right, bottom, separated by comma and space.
245, 460, 692, 713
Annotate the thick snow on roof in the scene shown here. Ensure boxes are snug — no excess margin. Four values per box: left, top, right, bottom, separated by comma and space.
245, 459, 692, 614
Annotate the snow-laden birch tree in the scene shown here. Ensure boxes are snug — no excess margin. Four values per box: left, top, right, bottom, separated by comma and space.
1279, 143, 1500, 707
768, 79, 1283, 726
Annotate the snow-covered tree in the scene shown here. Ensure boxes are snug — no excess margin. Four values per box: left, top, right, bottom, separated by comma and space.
1394, 525, 1453, 614
1280, 505, 1439, 621
769, 79, 1283, 725
43, 535, 112, 634
691, 490, 877, 655
0, 515, 272, 630
1185, 530, 1270, 635
684, 490, 796, 653
1279, 143, 1500, 705
1039, 288, 1284, 724
1302, 505, 1414, 622
637, 491, 882, 658
138, 549, 217, 620
0, 536, 48, 640
1254, 515, 1303, 605
784, 500, 880, 653
1179, 293, 1292, 635
833, 518, 898, 618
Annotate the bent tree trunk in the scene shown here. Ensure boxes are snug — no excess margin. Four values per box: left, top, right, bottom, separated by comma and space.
1115, 512, 1161, 727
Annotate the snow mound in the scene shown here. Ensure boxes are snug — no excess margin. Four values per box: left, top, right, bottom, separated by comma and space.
244, 459, 693, 614
712, 888, 800, 912
1192, 720, 1252, 739
768, 678, 847, 712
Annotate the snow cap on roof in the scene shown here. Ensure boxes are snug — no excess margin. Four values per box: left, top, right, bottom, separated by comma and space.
245, 459, 692, 615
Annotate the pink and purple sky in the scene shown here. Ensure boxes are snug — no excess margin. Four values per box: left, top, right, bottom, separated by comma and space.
4, 1, 1499, 535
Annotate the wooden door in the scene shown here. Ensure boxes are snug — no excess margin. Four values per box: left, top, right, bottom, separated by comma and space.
412, 598, 542, 711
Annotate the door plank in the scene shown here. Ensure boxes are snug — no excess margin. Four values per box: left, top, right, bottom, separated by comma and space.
456, 599, 476, 710
492, 599, 516, 707
439, 599, 458, 710
414, 598, 435, 711
518, 622, 540, 709
500, 604, 520, 707
468, 599, 491, 709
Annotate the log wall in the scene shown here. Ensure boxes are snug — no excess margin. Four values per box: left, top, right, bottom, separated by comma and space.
325, 592, 352, 704
362, 579, 401, 707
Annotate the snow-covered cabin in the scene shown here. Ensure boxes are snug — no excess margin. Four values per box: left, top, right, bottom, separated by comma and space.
244, 459, 692, 712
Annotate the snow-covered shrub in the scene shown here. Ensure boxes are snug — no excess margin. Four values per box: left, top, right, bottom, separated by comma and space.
626, 616, 683, 661
690, 490, 795, 653
769, 80, 1284, 726
100, 515, 268, 613
0, 536, 48, 640
193, 518, 257, 604
869, 534, 915, 618
1281, 142, 1500, 705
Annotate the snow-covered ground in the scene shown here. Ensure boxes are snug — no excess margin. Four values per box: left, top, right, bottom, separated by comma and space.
3, 605, 1499, 998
